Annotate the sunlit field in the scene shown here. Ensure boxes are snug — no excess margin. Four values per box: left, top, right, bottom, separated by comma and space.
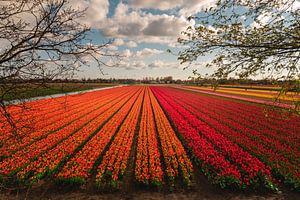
184, 85, 300, 104
1, 86, 299, 197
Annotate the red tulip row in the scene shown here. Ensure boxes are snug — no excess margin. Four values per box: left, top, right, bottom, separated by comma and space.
167, 89, 300, 159
175, 87, 299, 149
0, 87, 136, 177
151, 87, 243, 189
156, 87, 299, 189
206, 90, 297, 132
56, 87, 143, 183
16, 87, 141, 182
223, 97, 300, 133
201, 101, 299, 162
183, 87, 300, 131
153, 87, 274, 189
163, 88, 300, 189
149, 89, 193, 187
95, 88, 144, 187
164, 88, 299, 164
135, 88, 163, 186
225, 99, 300, 131
0, 88, 131, 158
179, 87, 300, 134
210, 97, 300, 140
233, 105, 299, 134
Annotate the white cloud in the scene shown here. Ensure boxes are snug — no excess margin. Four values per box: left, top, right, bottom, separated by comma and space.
107, 58, 182, 71
114, 60, 147, 70
126, 41, 138, 48
136, 48, 164, 57
121, 48, 163, 58
113, 38, 125, 46
70, 0, 109, 27
292, 0, 300, 10
277, 0, 300, 11
179, 0, 217, 17
129, 0, 182, 10
107, 48, 167, 70
257, 12, 272, 24
143, 15, 188, 36
99, 2, 192, 45
148, 60, 167, 69
70, 0, 217, 40
122, 49, 132, 57
107, 45, 118, 51
113, 39, 137, 48
148, 60, 181, 69
251, 12, 272, 28
128, 0, 217, 16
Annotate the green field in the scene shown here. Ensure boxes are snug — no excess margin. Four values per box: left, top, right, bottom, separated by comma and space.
1, 83, 117, 101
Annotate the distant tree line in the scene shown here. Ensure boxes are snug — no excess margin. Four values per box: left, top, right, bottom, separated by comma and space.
2, 77, 298, 89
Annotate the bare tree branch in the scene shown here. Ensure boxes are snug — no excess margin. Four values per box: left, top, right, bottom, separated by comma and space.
0, 0, 117, 138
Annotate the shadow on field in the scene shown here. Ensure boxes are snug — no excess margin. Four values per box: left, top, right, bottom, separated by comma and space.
0, 174, 299, 200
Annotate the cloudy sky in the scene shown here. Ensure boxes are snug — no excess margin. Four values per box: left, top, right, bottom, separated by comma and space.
72, 0, 216, 80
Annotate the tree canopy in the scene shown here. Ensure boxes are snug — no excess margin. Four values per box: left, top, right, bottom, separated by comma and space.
178, 0, 300, 84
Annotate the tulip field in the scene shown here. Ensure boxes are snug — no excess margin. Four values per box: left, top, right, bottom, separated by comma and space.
0, 86, 299, 191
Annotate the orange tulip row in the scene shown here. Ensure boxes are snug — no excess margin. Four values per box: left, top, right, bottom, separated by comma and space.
1, 88, 130, 157
16, 87, 140, 182
135, 88, 163, 186
0, 87, 134, 177
56, 87, 143, 183
0, 88, 120, 140
0, 87, 112, 138
95, 88, 145, 187
0, 99, 68, 141
149, 88, 193, 187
